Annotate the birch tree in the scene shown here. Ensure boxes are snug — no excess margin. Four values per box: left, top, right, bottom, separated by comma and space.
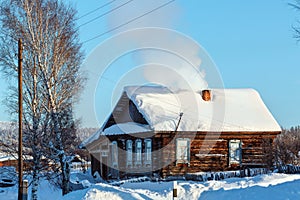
0, 0, 84, 197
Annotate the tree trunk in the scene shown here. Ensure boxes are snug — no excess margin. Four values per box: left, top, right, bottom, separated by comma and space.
31, 165, 38, 200
60, 156, 70, 196
51, 110, 70, 196
31, 62, 40, 200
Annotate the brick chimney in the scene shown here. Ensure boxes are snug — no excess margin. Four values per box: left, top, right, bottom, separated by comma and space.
201, 90, 211, 101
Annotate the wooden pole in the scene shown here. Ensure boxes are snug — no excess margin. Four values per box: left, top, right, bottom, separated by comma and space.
174, 112, 183, 132
18, 38, 23, 200
173, 181, 177, 199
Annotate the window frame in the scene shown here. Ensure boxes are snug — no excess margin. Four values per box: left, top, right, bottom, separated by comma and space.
229, 139, 242, 165
135, 139, 142, 166
144, 139, 152, 166
176, 138, 190, 164
111, 141, 118, 168
126, 140, 133, 168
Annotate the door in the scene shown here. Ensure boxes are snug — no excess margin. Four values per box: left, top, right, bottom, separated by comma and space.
101, 156, 108, 180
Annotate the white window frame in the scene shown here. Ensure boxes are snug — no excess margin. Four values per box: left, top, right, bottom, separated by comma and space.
135, 139, 142, 166
229, 139, 242, 165
111, 141, 118, 168
176, 138, 190, 164
126, 140, 133, 168
144, 139, 152, 166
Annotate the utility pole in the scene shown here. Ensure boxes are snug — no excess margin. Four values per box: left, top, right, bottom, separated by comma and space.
18, 38, 23, 200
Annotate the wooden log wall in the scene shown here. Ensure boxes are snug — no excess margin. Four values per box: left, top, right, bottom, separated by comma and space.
88, 131, 279, 180
153, 131, 279, 178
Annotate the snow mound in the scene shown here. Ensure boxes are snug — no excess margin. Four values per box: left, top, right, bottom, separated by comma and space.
3, 173, 300, 200
82, 188, 122, 200
58, 173, 300, 200
201, 174, 300, 200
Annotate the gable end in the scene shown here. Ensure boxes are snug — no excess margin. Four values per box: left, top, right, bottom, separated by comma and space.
103, 92, 149, 130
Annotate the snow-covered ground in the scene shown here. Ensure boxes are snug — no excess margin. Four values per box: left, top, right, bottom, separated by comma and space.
1, 173, 300, 200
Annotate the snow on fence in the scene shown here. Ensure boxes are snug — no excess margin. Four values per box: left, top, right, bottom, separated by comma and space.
109, 168, 269, 186
102, 167, 300, 187
110, 176, 151, 186
277, 165, 300, 174
165, 168, 269, 182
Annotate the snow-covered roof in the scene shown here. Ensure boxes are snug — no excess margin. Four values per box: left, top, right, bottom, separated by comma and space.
81, 123, 151, 147
103, 122, 151, 135
124, 86, 281, 132
0, 155, 17, 162
80, 129, 102, 148
0, 153, 33, 162
82, 85, 281, 146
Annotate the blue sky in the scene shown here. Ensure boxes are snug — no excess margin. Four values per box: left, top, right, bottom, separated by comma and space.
0, 0, 299, 128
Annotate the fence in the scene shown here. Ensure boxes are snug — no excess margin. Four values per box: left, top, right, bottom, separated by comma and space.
171, 168, 269, 182
277, 165, 300, 174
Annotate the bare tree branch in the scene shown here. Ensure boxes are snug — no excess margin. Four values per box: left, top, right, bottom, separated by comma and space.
0, 0, 84, 197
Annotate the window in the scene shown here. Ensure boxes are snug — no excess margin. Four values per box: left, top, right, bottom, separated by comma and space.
111, 141, 118, 168
176, 138, 190, 164
144, 139, 152, 166
126, 140, 133, 168
135, 140, 142, 166
229, 139, 242, 165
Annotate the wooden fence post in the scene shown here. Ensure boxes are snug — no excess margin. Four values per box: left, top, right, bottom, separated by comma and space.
22, 180, 28, 200
173, 181, 177, 199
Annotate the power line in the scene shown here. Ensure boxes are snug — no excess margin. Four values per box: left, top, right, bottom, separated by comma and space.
82, 0, 176, 44
78, 0, 117, 20
78, 0, 135, 28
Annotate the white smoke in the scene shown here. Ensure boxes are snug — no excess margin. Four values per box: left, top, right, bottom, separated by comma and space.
107, 0, 208, 91
134, 49, 208, 91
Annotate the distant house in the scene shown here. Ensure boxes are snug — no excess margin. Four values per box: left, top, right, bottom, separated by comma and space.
0, 154, 18, 168
70, 155, 90, 172
83, 86, 281, 180
0, 153, 33, 171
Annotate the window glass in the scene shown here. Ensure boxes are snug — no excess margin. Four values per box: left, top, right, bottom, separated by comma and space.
126, 140, 132, 167
111, 141, 118, 167
176, 138, 190, 164
136, 140, 142, 163
145, 139, 152, 164
229, 139, 242, 165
